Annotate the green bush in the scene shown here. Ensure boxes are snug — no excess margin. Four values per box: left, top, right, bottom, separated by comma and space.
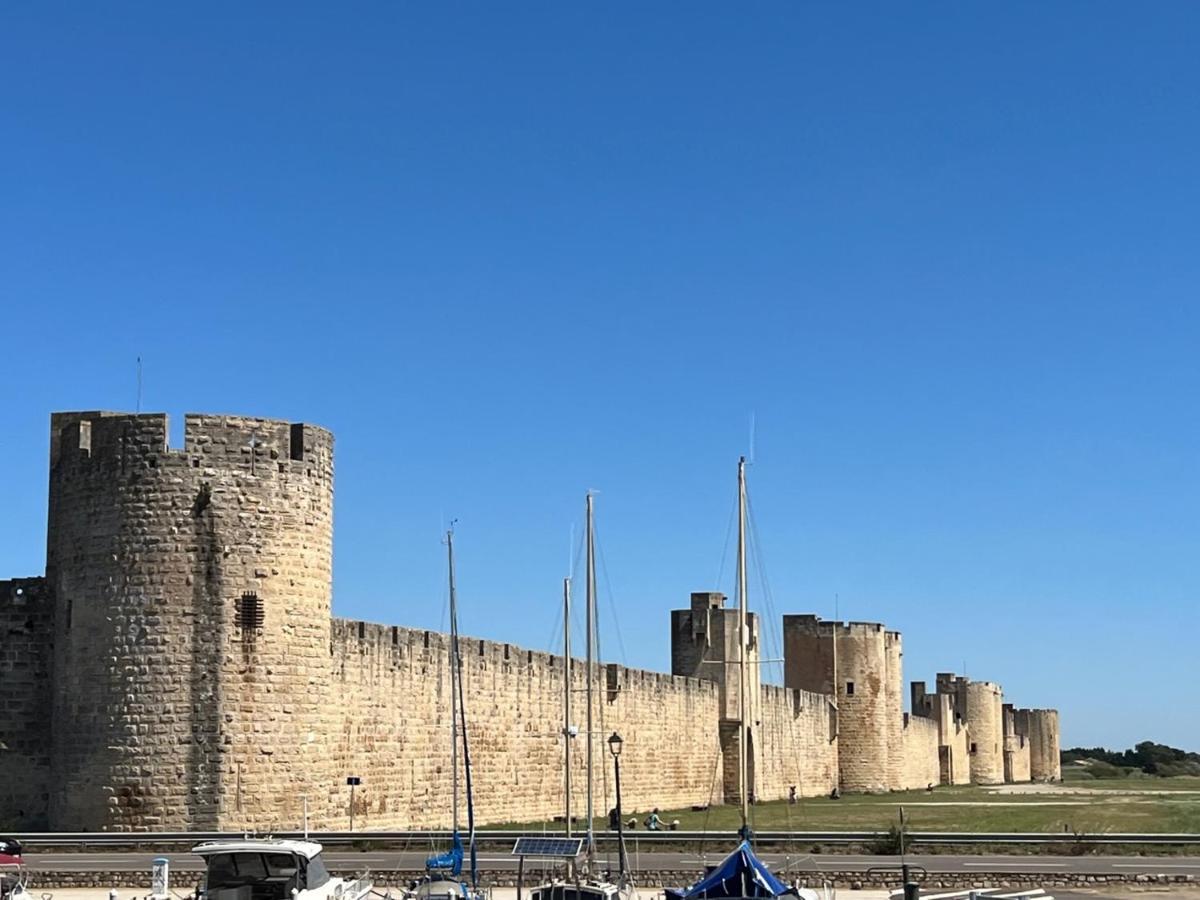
868, 821, 907, 856
1083, 760, 1128, 779
1156, 760, 1200, 777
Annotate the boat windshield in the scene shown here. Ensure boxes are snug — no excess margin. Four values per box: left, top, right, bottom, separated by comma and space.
530, 887, 618, 900
204, 852, 300, 900
412, 878, 473, 900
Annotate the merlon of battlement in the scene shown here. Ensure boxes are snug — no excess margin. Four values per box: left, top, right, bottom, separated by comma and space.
331, 615, 719, 695
50, 410, 332, 472
783, 614, 892, 636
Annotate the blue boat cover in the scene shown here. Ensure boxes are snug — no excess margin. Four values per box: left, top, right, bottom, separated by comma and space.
665, 841, 794, 900
425, 831, 465, 876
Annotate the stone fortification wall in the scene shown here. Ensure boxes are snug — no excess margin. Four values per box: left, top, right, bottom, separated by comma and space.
45, 411, 335, 831
898, 713, 940, 791
1, 409, 1067, 831
755, 684, 838, 801
1006, 737, 1031, 783
943, 709, 971, 785
912, 677, 971, 785
1017, 708, 1061, 782
1003, 704, 1031, 783
783, 616, 891, 793
0, 577, 53, 828
326, 619, 722, 829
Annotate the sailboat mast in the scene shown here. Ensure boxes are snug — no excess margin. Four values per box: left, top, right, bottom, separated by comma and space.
585, 492, 596, 860
563, 576, 573, 838
447, 528, 460, 835
736, 457, 749, 831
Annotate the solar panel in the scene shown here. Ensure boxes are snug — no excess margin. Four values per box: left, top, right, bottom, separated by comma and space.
512, 837, 585, 859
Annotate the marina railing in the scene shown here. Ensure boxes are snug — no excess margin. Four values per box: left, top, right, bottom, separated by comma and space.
11, 830, 1200, 847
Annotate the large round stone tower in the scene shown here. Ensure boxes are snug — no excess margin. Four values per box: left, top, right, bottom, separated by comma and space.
882, 630, 904, 791
961, 680, 1004, 785
1019, 708, 1061, 782
46, 411, 335, 830
783, 616, 893, 793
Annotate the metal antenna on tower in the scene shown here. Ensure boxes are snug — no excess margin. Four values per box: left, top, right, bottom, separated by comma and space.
136, 357, 143, 413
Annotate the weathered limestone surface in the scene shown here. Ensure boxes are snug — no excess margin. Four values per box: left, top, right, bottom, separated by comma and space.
45, 412, 335, 830
911, 676, 972, 785
898, 713, 940, 790
0, 410, 1063, 830
1003, 704, 1032, 784
956, 678, 1004, 785
783, 617, 892, 792
324, 619, 723, 829
756, 684, 838, 800
1017, 708, 1061, 782
671, 592, 811, 807
883, 631, 904, 790
0, 577, 53, 829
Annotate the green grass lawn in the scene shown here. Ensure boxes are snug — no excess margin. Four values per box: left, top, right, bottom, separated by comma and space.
498, 778, 1200, 836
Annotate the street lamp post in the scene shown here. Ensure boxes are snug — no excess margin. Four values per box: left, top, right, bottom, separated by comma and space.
607, 732, 627, 885
347, 776, 362, 831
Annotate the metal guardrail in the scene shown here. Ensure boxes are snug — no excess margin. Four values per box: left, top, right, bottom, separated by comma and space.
12, 830, 1200, 847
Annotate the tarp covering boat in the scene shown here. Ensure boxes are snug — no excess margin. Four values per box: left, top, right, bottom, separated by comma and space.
425, 831, 465, 876
666, 841, 794, 900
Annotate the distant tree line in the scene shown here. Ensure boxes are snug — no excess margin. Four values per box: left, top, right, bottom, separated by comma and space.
1061, 741, 1200, 777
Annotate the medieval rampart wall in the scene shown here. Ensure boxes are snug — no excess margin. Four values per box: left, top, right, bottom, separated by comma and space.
755, 684, 838, 801
1, 409, 1067, 831
898, 713, 940, 791
326, 619, 723, 829
944, 713, 971, 785
0, 577, 53, 829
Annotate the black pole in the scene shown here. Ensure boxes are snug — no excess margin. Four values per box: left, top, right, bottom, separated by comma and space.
614, 755, 627, 883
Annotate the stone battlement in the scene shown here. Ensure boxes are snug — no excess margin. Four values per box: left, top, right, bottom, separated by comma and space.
331, 616, 716, 695
50, 411, 331, 476
0, 409, 1061, 832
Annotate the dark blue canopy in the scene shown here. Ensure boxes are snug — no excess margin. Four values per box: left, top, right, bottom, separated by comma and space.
666, 841, 794, 900
425, 831, 465, 876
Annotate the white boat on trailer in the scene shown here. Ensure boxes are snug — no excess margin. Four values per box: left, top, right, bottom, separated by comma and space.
193, 838, 372, 900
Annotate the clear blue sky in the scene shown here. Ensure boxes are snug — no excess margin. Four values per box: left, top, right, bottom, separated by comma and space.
2, 4, 1197, 751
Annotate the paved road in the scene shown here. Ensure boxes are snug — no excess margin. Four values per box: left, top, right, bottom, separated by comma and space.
21, 850, 1200, 877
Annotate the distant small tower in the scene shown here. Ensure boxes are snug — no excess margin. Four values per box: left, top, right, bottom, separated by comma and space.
911, 675, 971, 785
939, 675, 1005, 785
46, 412, 335, 830
671, 591, 762, 805
1003, 703, 1032, 783
1015, 708, 1061, 782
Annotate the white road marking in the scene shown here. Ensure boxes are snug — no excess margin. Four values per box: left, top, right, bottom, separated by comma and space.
1111, 863, 1200, 869
961, 863, 1064, 868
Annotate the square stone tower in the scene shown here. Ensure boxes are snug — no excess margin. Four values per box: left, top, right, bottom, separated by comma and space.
671, 591, 762, 804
